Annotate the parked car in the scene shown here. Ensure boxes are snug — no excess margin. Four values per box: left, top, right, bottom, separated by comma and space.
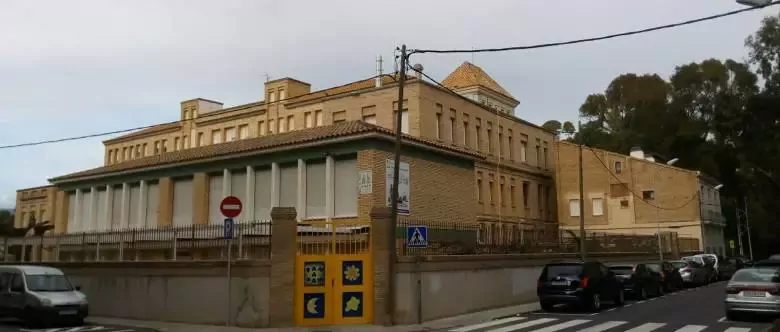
671, 260, 708, 286
537, 261, 624, 312
724, 266, 780, 320
646, 261, 684, 292
0, 265, 88, 327
608, 263, 663, 299
726, 257, 752, 269
752, 259, 780, 268
716, 256, 739, 280
682, 255, 717, 283
767, 254, 780, 260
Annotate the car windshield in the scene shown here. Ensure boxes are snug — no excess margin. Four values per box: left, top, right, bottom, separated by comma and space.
671, 261, 688, 269
731, 268, 780, 283
24, 274, 74, 292
609, 266, 634, 275
646, 264, 662, 273
544, 264, 582, 280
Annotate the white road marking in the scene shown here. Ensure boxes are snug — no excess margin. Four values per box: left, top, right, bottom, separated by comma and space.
489, 318, 557, 332
450, 317, 526, 332
577, 320, 628, 332
528, 319, 590, 332
20, 327, 123, 332
673, 325, 707, 332
717, 317, 726, 322
623, 322, 667, 332
724, 327, 752, 332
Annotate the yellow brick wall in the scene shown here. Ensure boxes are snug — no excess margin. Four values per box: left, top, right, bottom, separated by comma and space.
14, 186, 57, 230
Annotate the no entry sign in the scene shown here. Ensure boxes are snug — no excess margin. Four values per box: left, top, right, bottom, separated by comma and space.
220, 196, 243, 218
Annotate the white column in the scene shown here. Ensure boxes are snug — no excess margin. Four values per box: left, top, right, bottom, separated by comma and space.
271, 162, 280, 207
103, 185, 112, 231
73, 189, 82, 233
297, 159, 306, 222
137, 180, 148, 228
223, 169, 231, 198
120, 183, 129, 229
245, 166, 256, 220
325, 156, 335, 218
89, 187, 98, 232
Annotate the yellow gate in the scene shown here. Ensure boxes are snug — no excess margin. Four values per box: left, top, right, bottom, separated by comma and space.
294, 220, 373, 326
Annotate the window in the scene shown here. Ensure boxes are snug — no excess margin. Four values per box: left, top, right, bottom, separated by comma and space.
450, 109, 457, 142
287, 115, 295, 131
362, 114, 376, 124
398, 110, 409, 134
279, 89, 286, 100
315, 110, 323, 126
268, 119, 275, 133
305, 160, 326, 218
436, 112, 442, 139
535, 139, 541, 165
174, 137, 180, 151
239, 125, 249, 139
615, 161, 623, 174
620, 199, 629, 208
268, 89, 275, 102
154, 141, 160, 155
642, 190, 655, 200
510, 182, 517, 208
488, 175, 495, 205
278, 117, 286, 133
569, 199, 581, 217
198, 133, 205, 146
183, 136, 189, 149
305, 112, 313, 128
108, 150, 114, 164
520, 140, 528, 162
161, 139, 168, 152
522, 182, 529, 211
279, 164, 298, 208
592, 198, 604, 216
135, 145, 141, 157
225, 127, 237, 141
486, 122, 493, 154
475, 118, 482, 151
498, 126, 504, 158
476, 174, 483, 202
334, 158, 358, 216
258, 121, 266, 136
500, 180, 506, 207
543, 144, 549, 168
463, 117, 470, 147
538, 184, 545, 217
212, 130, 222, 144
508, 130, 514, 160
333, 110, 347, 124
142, 143, 148, 156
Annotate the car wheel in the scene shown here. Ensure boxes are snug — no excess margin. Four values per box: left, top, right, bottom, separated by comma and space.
657, 284, 665, 296
613, 289, 625, 306
22, 308, 40, 328
540, 302, 555, 312
589, 293, 601, 312
726, 310, 741, 322
639, 287, 648, 300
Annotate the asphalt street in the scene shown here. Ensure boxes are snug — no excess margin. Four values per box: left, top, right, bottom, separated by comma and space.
443, 281, 774, 332
0, 318, 157, 332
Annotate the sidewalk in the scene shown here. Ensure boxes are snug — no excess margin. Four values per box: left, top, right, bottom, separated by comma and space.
88, 302, 540, 332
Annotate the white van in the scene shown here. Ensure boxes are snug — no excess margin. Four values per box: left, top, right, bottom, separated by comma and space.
0, 265, 88, 327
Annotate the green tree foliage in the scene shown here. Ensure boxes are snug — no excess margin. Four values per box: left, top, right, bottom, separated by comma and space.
542, 120, 563, 135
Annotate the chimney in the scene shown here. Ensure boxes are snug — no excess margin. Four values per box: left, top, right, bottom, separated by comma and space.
413, 63, 424, 79
629, 146, 645, 160
375, 55, 383, 88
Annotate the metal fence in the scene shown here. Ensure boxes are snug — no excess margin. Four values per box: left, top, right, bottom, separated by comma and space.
397, 219, 701, 256
3, 221, 272, 263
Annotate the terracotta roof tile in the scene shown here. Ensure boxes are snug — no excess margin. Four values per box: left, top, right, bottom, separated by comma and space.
441, 62, 516, 100
51, 121, 483, 182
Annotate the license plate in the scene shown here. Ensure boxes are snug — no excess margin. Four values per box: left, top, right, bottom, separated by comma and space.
743, 291, 765, 297
551, 281, 569, 286
59, 310, 78, 315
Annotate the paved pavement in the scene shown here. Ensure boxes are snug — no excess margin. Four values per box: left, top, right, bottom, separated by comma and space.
439, 282, 775, 332
0, 318, 157, 332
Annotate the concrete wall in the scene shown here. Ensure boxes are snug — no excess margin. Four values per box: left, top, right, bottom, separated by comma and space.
391, 252, 695, 325
43, 261, 271, 328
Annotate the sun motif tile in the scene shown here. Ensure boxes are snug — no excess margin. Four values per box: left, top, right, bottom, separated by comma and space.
342, 260, 363, 285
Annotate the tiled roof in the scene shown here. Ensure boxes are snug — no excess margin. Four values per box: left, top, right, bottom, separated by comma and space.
441, 62, 516, 100
51, 121, 483, 183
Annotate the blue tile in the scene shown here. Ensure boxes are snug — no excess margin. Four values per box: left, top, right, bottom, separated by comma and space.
303, 261, 326, 287
303, 293, 325, 319
342, 291, 363, 318
342, 260, 364, 285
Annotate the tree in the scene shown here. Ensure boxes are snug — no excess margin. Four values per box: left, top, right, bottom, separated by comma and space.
542, 120, 562, 135
562, 121, 576, 137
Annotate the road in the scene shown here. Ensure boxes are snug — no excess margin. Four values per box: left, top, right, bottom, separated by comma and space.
0, 318, 157, 332
443, 282, 774, 332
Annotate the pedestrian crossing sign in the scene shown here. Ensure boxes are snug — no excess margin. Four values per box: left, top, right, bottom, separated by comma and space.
406, 226, 428, 248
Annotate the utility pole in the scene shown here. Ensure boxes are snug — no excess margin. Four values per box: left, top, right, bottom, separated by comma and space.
578, 120, 586, 261
735, 199, 744, 257
387, 44, 407, 325
744, 196, 754, 260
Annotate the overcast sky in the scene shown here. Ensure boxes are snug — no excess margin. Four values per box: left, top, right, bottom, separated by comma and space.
0, 0, 773, 209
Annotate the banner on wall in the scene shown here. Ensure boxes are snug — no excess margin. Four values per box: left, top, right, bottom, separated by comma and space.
385, 159, 410, 215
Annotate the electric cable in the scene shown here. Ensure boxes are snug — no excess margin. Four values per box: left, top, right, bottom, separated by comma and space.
410, 1, 779, 55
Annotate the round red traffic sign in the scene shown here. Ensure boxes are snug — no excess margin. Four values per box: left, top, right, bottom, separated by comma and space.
220, 196, 243, 218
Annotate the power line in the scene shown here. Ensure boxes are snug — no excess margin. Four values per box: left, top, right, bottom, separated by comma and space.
0, 74, 397, 150
410, 2, 779, 55
585, 146, 700, 210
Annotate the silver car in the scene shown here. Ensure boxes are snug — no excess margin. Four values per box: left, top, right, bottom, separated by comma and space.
724, 267, 780, 320
0, 265, 88, 327
671, 260, 708, 286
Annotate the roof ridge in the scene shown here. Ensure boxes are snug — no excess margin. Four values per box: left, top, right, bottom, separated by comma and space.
441, 61, 516, 100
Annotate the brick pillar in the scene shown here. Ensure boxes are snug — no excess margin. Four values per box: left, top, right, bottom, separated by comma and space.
370, 206, 393, 326
269, 207, 297, 327
157, 177, 174, 227
54, 191, 69, 234
193, 173, 209, 225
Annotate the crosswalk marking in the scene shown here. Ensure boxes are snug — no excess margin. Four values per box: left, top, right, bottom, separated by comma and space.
674, 325, 707, 332
489, 318, 558, 332
528, 319, 591, 332
724, 328, 753, 332
577, 321, 629, 332
451, 317, 526, 332
622, 323, 667, 332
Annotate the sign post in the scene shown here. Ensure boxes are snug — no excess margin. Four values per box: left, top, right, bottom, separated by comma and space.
220, 196, 242, 326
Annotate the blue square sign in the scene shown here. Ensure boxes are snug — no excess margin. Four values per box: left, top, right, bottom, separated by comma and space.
406, 226, 428, 248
